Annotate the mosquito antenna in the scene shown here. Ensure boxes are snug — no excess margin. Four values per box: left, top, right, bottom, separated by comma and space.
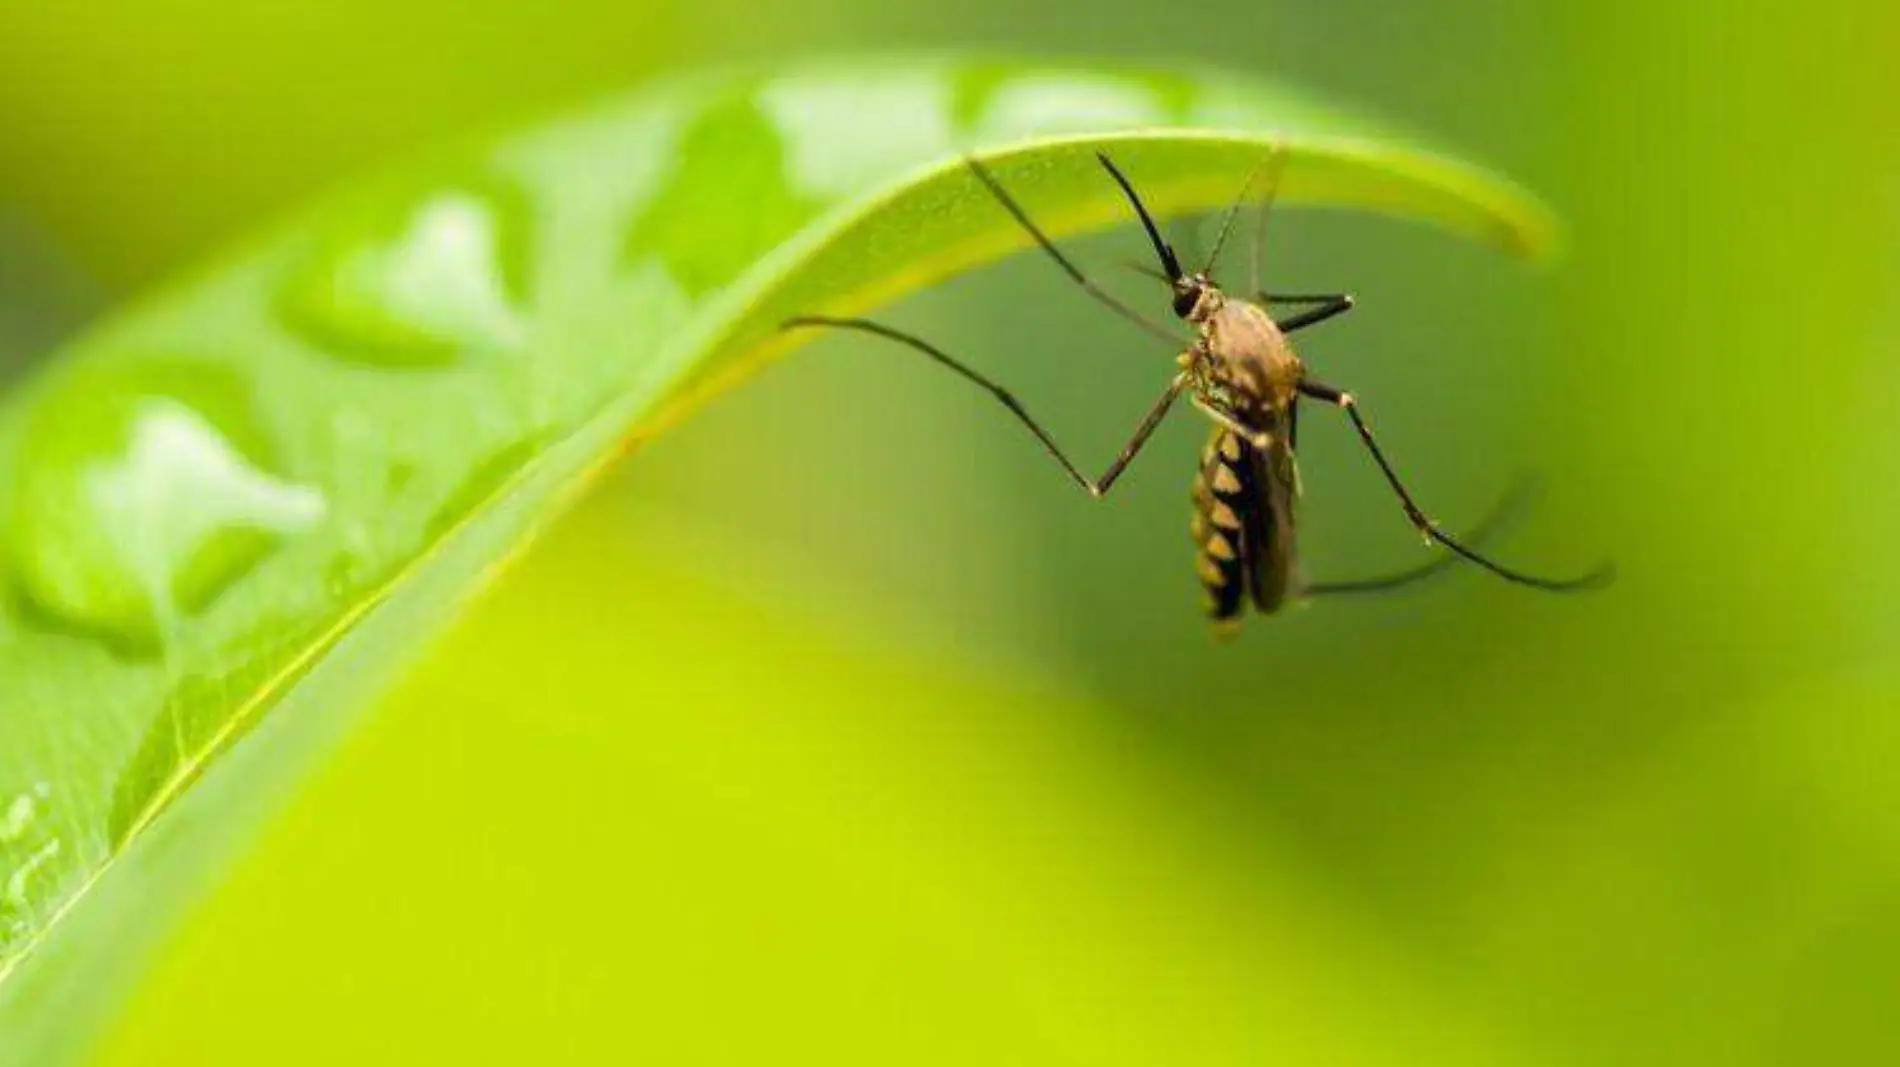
963, 155, 1179, 345
1167, 216, 1204, 274
1094, 152, 1182, 281
1250, 145, 1290, 295
1201, 153, 1275, 276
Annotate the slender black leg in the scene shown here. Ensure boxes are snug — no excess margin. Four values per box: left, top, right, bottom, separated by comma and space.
1303, 544, 1466, 598
963, 156, 1182, 346
785, 316, 1185, 498
1265, 293, 1351, 306
1124, 269, 1347, 327
1233, 144, 1350, 333
1268, 294, 1355, 333
1303, 478, 1536, 597
1297, 379, 1613, 592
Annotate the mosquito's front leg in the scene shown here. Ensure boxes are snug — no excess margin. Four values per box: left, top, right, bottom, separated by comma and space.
966, 154, 1183, 347
785, 316, 1185, 499
1264, 293, 1355, 334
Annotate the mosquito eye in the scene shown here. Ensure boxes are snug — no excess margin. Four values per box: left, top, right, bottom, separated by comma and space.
1172, 289, 1198, 318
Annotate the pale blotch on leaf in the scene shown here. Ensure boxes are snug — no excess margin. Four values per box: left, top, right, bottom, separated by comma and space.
757, 70, 958, 200
0, 785, 49, 846
283, 188, 530, 366
3, 840, 61, 935
86, 401, 327, 628
377, 197, 526, 349
1, 783, 59, 944
10, 389, 326, 646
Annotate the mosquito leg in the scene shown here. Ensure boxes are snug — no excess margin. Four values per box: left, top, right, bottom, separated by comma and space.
1241, 146, 1349, 329
1191, 397, 1274, 450
1304, 548, 1465, 598
1203, 151, 1280, 276
1094, 374, 1191, 496
962, 156, 1182, 347
1249, 144, 1291, 295
1297, 379, 1612, 591
1302, 478, 1536, 597
1268, 294, 1355, 333
1121, 283, 1346, 322
785, 316, 1185, 498
1265, 293, 1351, 306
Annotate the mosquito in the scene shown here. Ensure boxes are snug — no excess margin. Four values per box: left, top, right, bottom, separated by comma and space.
785, 149, 1610, 633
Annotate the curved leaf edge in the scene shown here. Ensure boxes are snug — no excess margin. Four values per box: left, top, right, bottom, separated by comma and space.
640, 124, 1557, 444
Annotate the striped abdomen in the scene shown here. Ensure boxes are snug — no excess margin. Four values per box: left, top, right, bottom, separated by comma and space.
1190, 424, 1298, 632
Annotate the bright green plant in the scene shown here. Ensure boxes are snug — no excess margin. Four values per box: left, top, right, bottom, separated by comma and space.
0, 57, 1553, 1063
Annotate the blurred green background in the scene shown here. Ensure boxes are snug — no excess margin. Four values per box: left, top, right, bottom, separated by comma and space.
4, 1, 1897, 1064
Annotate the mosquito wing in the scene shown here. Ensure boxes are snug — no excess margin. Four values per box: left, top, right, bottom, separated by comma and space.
1243, 423, 1298, 614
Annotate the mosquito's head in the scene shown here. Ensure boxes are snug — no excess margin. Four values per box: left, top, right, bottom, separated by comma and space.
1172, 272, 1220, 321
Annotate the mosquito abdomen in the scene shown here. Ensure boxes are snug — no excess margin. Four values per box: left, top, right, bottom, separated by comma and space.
1191, 423, 1298, 633
1192, 428, 1256, 633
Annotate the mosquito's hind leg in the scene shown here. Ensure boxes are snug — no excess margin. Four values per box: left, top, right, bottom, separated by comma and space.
1297, 378, 1613, 592
783, 316, 1186, 498
1301, 478, 1537, 597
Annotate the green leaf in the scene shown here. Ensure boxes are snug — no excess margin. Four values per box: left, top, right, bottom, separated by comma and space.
0, 56, 1555, 1061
